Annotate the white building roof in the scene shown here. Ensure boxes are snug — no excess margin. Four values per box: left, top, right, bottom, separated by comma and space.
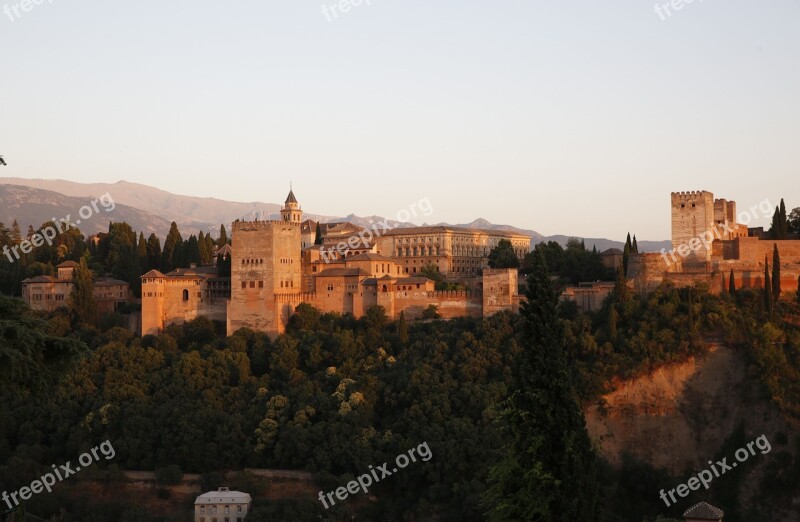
194, 487, 252, 505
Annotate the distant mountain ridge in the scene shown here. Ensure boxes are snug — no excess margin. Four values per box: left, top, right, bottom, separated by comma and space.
0, 177, 670, 251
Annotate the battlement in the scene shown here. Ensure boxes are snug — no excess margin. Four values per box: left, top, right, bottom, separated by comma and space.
232, 219, 301, 232
671, 190, 713, 205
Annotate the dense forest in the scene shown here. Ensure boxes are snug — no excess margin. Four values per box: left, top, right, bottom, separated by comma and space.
2, 252, 800, 520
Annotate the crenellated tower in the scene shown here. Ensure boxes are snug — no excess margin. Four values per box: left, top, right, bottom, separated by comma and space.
671, 190, 714, 262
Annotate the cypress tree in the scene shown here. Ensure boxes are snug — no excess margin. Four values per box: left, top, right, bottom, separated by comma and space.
218, 224, 228, 247
70, 257, 96, 327
796, 275, 800, 304
772, 244, 781, 302
137, 232, 148, 272
162, 222, 183, 271
484, 249, 600, 521
146, 233, 162, 272
632, 235, 639, 254
314, 221, 323, 245
729, 269, 736, 296
780, 199, 788, 238
623, 233, 632, 275
397, 311, 409, 345
608, 305, 618, 342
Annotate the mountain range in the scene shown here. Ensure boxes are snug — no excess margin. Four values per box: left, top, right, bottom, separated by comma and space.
0, 177, 670, 252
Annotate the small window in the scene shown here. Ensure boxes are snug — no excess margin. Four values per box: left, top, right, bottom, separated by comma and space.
182, 289, 189, 301
259, 281, 264, 288
241, 282, 246, 289
250, 281, 255, 288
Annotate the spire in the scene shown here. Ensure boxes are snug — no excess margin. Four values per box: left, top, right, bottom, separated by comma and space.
285, 185, 298, 205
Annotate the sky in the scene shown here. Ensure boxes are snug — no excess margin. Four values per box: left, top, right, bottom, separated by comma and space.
1, 0, 798, 241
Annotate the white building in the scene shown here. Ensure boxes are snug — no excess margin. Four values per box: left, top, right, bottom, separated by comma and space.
194, 487, 252, 522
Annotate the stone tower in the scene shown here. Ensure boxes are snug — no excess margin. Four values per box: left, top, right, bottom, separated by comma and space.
671, 190, 714, 262
280, 188, 303, 223
227, 190, 303, 336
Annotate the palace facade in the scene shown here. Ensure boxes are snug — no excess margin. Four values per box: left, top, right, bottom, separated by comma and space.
141, 190, 531, 337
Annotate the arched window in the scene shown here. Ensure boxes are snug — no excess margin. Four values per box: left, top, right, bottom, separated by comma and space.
182, 289, 189, 301
382, 284, 388, 292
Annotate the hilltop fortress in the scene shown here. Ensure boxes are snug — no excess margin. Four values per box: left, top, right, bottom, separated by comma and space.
628, 190, 800, 295
141, 190, 530, 337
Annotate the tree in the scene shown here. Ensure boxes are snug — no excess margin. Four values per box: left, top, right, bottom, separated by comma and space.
770, 201, 789, 240
397, 311, 409, 344
632, 235, 639, 254
772, 244, 781, 302
788, 207, 800, 235
184, 235, 201, 266
607, 305, 618, 342
488, 239, 520, 269
613, 265, 631, 303
729, 269, 736, 296
146, 233, 162, 271
314, 221, 322, 245
483, 249, 600, 520
11, 219, 21, 244
796, 275, 800, 304
162, 222, 183, 271
137, 232, 149, 272
70, 257, 97, 327
422, 304, 440, 320
623, 233, 632, 275
218, 224, 228, 247
198, 231, 211, 264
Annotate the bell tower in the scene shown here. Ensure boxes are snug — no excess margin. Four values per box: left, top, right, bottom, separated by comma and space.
280, 187, 302, 223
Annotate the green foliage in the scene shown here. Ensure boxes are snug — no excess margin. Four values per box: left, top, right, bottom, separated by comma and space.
70, 257, 97, 327
772, 244, 781, 301
488, 239, 520, 269
422, 304, 440, 319
524, 239, 610, 285
484, 249, 600, 521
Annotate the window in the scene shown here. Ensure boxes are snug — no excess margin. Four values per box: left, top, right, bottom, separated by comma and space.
241, 282, 246, 289
250, 281, 255, 288
182, 289, 189, 301
259, 281, 264, 288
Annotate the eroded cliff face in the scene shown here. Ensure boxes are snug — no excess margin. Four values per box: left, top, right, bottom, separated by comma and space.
584, 344, 799, 516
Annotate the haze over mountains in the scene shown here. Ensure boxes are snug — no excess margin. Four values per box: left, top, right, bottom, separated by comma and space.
0, 178, 670, 252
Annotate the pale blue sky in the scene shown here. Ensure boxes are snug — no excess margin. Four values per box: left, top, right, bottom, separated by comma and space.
1, 1, 798, 240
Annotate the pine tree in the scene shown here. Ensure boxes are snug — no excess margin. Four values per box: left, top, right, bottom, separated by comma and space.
218, 224, 228, 247
764, 256, 773, 319
772, 244, 781, 302
70, 257, 96, 327
483, 250, 600, 520
729, 269, 736, 296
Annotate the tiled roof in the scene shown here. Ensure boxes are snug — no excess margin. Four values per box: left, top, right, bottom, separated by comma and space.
22, 276, 60, 283
141, 269, 166, 278
683, 501, 724, 520
397, 277, 431, 285
601, 248, 624, 255
57, 260, 79, 268
285, 189, 298, 204
194, 489, 251, 505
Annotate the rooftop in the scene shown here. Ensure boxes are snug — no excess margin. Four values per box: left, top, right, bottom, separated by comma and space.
683, 501, 724, 520
194, 487, 252, 505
